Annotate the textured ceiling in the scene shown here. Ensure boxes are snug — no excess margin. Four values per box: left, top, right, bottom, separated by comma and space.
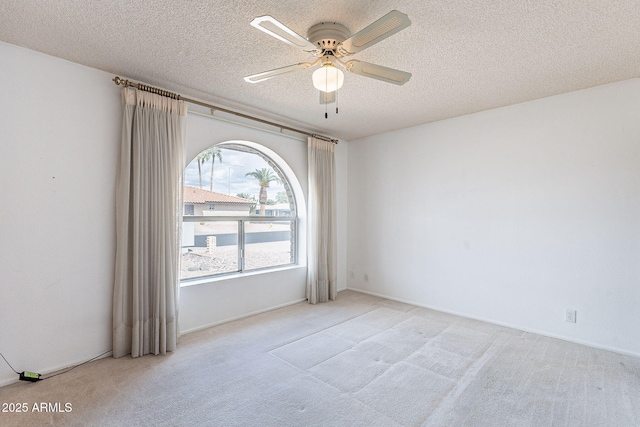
1, 1, 639, 141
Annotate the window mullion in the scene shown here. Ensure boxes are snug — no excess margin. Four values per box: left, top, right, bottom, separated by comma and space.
238, 219, 245, 272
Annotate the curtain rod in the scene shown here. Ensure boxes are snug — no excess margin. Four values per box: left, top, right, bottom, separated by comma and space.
112, 76, 338, 144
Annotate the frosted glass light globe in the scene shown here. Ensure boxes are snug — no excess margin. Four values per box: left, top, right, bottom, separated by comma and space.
312, 64, 344, 92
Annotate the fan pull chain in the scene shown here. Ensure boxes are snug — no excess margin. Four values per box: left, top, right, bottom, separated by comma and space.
325, 66, 329, 119
336, 90, 339, 115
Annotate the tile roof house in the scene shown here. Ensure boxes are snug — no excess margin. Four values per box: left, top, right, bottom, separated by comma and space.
183, 186, 254, 216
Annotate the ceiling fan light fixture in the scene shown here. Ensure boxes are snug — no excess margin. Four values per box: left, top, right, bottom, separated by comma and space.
312, 64, 344, 92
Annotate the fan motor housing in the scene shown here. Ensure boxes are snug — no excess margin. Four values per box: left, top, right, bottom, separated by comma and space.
307, 22, 350, 54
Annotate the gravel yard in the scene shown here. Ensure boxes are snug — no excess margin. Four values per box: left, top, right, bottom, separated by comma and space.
181, 242, 292, 279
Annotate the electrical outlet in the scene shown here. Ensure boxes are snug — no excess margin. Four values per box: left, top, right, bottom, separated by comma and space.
565, 309, 576, 323
364, 273, 369, 282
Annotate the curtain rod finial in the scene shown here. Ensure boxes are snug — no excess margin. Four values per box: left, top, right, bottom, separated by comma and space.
113, 76, 131, 87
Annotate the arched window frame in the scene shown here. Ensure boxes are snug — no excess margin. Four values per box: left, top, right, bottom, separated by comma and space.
180, 141, 301, 282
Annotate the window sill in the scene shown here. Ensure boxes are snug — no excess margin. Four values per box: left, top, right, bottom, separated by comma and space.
179, 264, 306, 288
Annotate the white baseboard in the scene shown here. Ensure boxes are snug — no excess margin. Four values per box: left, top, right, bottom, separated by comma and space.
0, 351, 113, 388
347, 287, 640, 359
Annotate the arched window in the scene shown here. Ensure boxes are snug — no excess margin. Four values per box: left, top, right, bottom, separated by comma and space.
181, 142, 298, 281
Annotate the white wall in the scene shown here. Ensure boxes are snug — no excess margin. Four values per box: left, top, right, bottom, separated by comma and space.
348, 79, 640, 357
0, 42, 120, 386
0, 41, 350, 386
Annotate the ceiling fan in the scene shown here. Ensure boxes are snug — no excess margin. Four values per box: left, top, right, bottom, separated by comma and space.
244, 10, 412, 106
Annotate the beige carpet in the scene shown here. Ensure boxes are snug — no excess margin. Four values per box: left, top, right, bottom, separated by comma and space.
1, 290, 639, 426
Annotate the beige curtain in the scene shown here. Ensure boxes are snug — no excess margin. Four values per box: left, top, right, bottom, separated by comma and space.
307, 137, 337, 303
113, 87, 187, 358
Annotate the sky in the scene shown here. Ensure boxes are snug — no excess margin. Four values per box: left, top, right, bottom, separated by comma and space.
184, 147, 286, 201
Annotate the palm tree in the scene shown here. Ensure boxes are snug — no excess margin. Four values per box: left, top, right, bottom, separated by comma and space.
195, 152, 205, 188
197, 147, 223, 191
245, 168, 281, 216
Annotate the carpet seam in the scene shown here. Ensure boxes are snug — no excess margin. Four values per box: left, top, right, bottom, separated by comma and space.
420, 334, 506, 426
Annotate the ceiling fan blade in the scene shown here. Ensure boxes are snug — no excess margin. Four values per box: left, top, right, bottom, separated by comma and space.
250, 16, 318, 52
346, 60, 411, 85
337, 10, 411, 56
244, 63, 311, 83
